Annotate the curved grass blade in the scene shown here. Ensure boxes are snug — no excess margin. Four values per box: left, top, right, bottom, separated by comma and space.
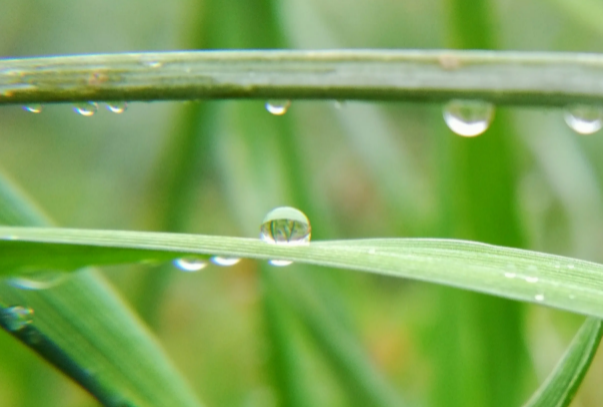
523, 317, 603, 407
2, 227, 603, 318
0, 176, 204, 407
3, 50, 603, 106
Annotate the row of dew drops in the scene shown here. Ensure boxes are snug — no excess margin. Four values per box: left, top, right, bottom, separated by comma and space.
24, 98, 603, 135
2, 206, 311, 331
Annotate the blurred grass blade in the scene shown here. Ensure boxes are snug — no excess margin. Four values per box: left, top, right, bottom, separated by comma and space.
3, 227, 603, 318
523, 317, 603, 407
0, 175, 204, 407
4, 51, 603, 106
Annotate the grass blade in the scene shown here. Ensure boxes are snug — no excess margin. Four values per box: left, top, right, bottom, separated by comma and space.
2, 227, 603, 318
3, 50, 603, 106
522, 317, 603, 407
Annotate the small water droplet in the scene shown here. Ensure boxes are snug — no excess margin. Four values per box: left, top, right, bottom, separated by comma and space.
23, 104, 42, 113
525, 276, 539, 284
105, 102, 127, 114
144, 61, 162, 68
265, 100, 291, 116
564, 105, 603, 135
8, 270, 68, 290
260, 206, 311, 267
443, 99, 494, 137
1, 306, 33, 331
568, 264, 575, 269
535, 294, 545, 302
173, 257, 207, 272
504, 272, 516, 279
74, 102, 98, 116
211, 256, 241, 267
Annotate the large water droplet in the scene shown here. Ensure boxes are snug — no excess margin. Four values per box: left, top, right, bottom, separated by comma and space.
443, 100, 494, 137
0, 306, 33, 331
564, 105, 603, 135
105, 102, 127, 114
260, 207, 311, 267
265, 100, 291, 116
8, 270, 68, 290
211, 256, 241, 267
74, 102, 98, 117
23, 104, 42, 113
173, 257, 207, 272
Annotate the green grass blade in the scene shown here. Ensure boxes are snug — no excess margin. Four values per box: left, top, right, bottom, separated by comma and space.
0, 175, 204, 407
3, 50, 603, 106
2, 227, 603, 318
522, 317, 603, 407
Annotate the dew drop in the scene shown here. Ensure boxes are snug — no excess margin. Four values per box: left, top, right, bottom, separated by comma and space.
265, 100, 291, 116
0, 306, 33, 331
525, 276, 539, 284
173, 257, 207, 272
443, 99, 494, 137
535, 294, 545, 302
260, 206, 311, 267
8, 270, 68, 290
564, 105, 603, 135
74, 102, 98, 116
568, 264, 575, 269
23, 104, 42, 113
105, 101, 127, 114
211, 256, 241, 267
504, 272, 516, 279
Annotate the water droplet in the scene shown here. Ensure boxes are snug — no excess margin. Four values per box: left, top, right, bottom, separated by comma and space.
105, 102, 127, 114
23, 104, 42, 113
142, 60, 162, 68
8, 270, 68, 290
265, 100, 291, 116
568, 264, 575, 269
504, 272, 516, 279
368, 249, 376, 254
535, 294, 545, 302
173, 257, 207, 272
74, 102, 98, 117
0, 306, 33, 331
564, 105, 603, 135
525, 276, 539, 284
211, 256, 241, 267
443, 100, 494, 137
260, 206, 311, 267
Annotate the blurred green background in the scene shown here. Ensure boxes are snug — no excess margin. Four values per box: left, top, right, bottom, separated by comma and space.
2, 0, 603, 406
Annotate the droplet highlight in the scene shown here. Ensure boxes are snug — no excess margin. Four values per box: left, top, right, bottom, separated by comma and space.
211, 256, 241, 267
23, 104, 42, 113
1, 306, 33, 331
74, 102, 98, 117
443, 100, 494, 137
265, 100, 291, 116
260, 206, 311, 267
105, 101, 127, 114
535, 294, 545, 302
8, 270, 68, 290
173, 257, 207, 272
564, 105, 603, 135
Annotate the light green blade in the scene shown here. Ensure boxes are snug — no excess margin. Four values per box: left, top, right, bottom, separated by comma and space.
0, 176, 204, 407
1, 226, 603, 318
522, 317, 603, 407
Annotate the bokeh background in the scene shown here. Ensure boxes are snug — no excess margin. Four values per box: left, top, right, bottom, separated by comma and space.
2, 0, 603, 406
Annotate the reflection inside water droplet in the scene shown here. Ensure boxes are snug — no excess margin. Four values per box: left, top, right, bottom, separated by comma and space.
74, 102, 98, 116
1, 306, 33, 331
535, 294, 545, 302
260, 206, 311, 267
564, 105, 603, 135
8, 270, 68, 290
105, 102, 127, 114
211, 256, 241, 267
23, 104, 42, 113
443, 99, 494, 137
265, 100, 291, 116
173, 257, 207, 272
